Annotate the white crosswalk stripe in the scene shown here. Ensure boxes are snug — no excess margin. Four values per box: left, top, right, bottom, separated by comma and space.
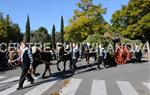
142, 82, 150, 90
0, 76, 6, 80
59, 78, 82, 95
117, 81, 139, 95
0, 76, 148, 95
24, 80, 57, 95
0, 81, 30, 95
0, 76, 19, 87
91, 80, 107, 95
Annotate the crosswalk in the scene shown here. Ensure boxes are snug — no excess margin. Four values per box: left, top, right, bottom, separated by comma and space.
0, 75, 149, 95
117, 81, 139, 95
0, 76, 6, 80
91, 80, 107, 95
59, 78, 82, 95
24, 80, 56, 95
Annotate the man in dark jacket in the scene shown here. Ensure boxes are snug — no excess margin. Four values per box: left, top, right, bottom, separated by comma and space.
9, 41, 34, 90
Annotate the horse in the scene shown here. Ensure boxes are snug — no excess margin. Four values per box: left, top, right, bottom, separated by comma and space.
8, 49, 18, 67
97, 51, 117, 69
0, 50, 9, 71
81, 44, 97, 64
31, 46, 52, 78
56, 44, 72, 71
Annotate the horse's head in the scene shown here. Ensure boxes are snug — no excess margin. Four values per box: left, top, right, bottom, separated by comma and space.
31, 46, 42, 59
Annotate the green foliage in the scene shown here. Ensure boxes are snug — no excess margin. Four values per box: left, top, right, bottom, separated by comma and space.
121, 38, 141, 44
38, 26, 48, 34
52, 25, 56, 49
60, 16, 64, 43
111, 0, 150, 42
55, 32, 61, 43
0, 13, 21, 43
30, 26, 50, 43
64, 0, 108, 42
25, 15, 30, 42
85, 33, 111, 45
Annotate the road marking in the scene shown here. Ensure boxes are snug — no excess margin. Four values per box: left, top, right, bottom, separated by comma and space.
0, 76, 19, 87
142, 82, 150, 90
0, 81, 30, 95
0, 76, 6, 80
59, 78, 82, 95
117, 81, 139, 95
24, 80, 57, 95
90, 80, 107, 95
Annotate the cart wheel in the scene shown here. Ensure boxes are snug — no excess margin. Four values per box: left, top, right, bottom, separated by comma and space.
114, 47, 130, 64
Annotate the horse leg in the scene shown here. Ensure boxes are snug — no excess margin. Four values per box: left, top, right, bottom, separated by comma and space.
47, 64, 51, 77
86, 56, 90, 64
103, 59, 106, 68
32, 62, 40, 76
42, 64, 48, 78
42, 68, 46, 78
32, 67, 40, 76
56, 60, 61, 71
94, 54, 97, 62
63, 61, 66, 71
69, 59, 73, 70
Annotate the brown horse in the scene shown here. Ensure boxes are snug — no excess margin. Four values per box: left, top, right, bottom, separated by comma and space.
56, 44, 73, 71
81, 44, 97, 64
32, 46, 52, 78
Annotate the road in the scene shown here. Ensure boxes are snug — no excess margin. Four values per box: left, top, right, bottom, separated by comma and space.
0, 59, 149, 95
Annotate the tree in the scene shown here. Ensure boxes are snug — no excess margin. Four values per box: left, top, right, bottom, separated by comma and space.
55, 32, 61, 43
60, 16, 64, 43
0, 13, 21, 43
111, 0, 150, 42
52, 25, 56, 49
12, 24, 21, 42
30, 26, 50, 43
25, 15, 30, 42
64, 0, 107, 42
38, 26, 48, 34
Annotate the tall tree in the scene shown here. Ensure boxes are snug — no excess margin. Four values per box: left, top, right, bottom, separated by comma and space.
52, 25, 56, 49
60, 16, 64, 43
12, 23, 21, 42
5, 15, 11, 42
25, 15, 30, 42
0, 12, 22, 43
64, 0, 107, 42
111, 0, 150, 42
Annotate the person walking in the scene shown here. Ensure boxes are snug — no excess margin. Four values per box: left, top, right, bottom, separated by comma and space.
9, 41, 34, 90
97, 46, 107, 69
70, 43, 78, 71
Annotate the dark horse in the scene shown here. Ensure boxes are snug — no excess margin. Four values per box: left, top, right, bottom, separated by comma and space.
32, 46, 52, 78
81, 44, 97, 64
56, 45, 72, 71
97, 51, 117, 69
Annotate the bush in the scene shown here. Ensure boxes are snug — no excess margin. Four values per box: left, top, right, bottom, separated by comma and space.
85, 33, 142, 46
121, 38, 141, 44
85, 33, 111, 45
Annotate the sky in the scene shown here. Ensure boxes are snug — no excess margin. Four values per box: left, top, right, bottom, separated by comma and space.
0, 0, 129, 33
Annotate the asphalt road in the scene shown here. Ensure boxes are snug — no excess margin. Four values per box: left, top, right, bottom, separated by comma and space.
0, 59, 149, 95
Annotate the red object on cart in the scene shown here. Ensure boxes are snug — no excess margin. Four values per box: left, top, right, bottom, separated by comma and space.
114, 45, 131, 64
